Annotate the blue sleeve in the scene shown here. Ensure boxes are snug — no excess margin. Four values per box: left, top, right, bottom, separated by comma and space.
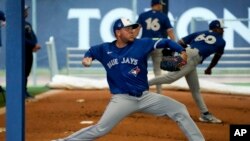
155, 39, 185, 53
217, 39, 226, 54
25, 29, 38, 47
182, 31, 203, 45
25, 22, 38, 50
83, 50, 93, 58
163, 15, 172, 30
25, 38, 37, 49
136, 15, 142, 25
84, 44, 102, 61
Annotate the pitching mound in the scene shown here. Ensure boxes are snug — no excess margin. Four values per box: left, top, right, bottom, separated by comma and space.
0, 89, 249, 141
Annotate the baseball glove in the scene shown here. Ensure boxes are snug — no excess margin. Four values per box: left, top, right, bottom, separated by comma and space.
160, 56, 187, 71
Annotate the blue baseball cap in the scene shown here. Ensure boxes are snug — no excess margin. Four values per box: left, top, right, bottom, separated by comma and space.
113, 18, 139, 34
209, 20, 226, 30
151, 0, 166, 6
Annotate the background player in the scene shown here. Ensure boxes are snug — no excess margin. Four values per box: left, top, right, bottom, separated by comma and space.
24, 5, 41, 99
52, 18, 205, 141
149, 20, 226, 124
0, 10, 6, 94
135, 0, 176, 94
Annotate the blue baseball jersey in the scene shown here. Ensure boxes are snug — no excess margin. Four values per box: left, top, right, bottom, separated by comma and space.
84, 38, 184, 95
182, 30, 226, 62
136, 10, 172, 38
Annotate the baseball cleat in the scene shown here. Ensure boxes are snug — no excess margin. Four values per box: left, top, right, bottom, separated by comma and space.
25, 92, 34, 99
199, 113, 222, 124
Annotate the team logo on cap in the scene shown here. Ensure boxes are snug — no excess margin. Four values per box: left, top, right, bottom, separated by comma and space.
118, 23, 122, 28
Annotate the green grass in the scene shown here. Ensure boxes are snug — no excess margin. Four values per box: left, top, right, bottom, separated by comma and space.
27, 86, 51, 96
0, 86, 50, 107
225, 83, 250, 87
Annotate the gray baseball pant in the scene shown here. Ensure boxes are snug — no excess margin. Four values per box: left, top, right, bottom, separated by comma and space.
61, 91, 205, 141
149, 47, 209, 113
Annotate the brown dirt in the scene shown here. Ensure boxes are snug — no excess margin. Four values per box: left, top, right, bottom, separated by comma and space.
0, 89, 249, 141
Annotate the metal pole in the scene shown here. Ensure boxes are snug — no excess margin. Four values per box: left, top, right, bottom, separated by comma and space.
6, 0, 26, 141
46, 36, 59, 80
190, 18, 195, 33
131, 0, 137, 22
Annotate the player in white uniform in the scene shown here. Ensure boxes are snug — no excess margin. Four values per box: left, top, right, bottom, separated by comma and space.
52, 18, 205, 141
149, 20, 226, 124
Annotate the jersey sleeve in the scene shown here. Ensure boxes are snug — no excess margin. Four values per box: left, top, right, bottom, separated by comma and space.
25, 22, 38, 50
162, 15, 173, 30
136, 14, 142, 25
154, 38, 185, 53
84, 44, 103, 61
181, 32, 202, 45
217, 39, 226, 54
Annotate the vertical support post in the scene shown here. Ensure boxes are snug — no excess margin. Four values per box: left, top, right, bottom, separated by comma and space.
131, 0, 137, 22
50, 37, 58, 76
190, 18, 196, 34
6, 0, 25, 141
46, 36, 58, 80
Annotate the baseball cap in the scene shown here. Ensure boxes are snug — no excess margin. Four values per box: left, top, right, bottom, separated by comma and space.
113, 18, 139, 34
151, 0, 166, 6
209, 20, 226, 30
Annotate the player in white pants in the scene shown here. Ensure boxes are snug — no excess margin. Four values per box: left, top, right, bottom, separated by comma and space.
149, 20, 226, 124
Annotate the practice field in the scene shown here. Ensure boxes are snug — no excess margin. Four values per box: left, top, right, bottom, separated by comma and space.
0, 89, 249, 141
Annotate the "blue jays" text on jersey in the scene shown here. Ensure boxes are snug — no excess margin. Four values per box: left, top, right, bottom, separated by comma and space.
84, 38, 185, 95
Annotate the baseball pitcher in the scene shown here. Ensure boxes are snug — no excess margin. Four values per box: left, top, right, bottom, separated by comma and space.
52, 18, 205, 141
